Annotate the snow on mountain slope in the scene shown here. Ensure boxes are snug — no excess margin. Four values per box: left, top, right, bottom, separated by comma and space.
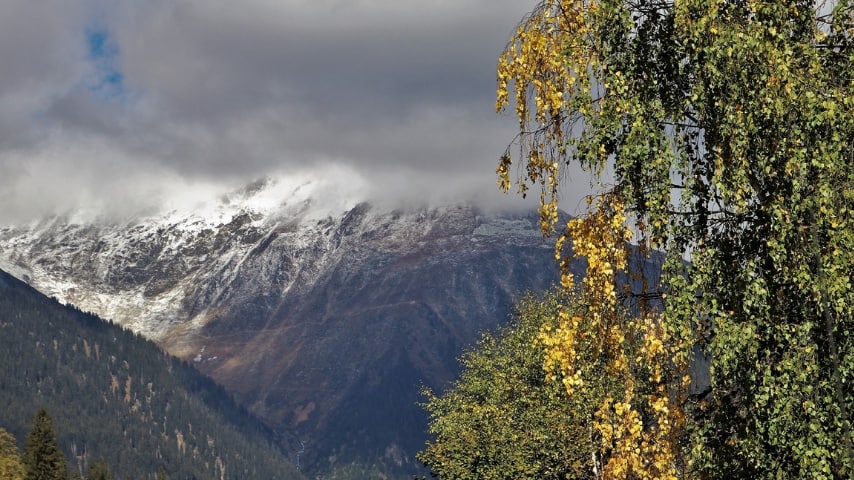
0, 176, 567, 477
0, 176, 361, 337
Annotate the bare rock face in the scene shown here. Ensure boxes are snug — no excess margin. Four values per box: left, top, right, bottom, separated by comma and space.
0, 178, 573, 476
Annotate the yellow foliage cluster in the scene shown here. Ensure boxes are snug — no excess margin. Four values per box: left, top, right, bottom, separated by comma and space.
540, 195, 631, 394
594, 389, 682, 480
496, 0, 597, 126
563, 194, 631, 307
536, 192, 686, 479
497, 1, 691, 477
592, 314, 687, 480
542, 193, 631, 391
496, 0, 600, 236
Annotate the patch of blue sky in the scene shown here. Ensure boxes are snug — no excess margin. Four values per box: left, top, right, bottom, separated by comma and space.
85, 27, 127, 101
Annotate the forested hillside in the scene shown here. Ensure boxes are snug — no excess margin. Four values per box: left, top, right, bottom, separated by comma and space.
0, 269, 304, 480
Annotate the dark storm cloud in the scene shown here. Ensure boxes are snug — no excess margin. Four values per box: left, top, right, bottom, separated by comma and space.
0, 0, 542, 221
0, 2, 86, 149
110, 0, 525, 172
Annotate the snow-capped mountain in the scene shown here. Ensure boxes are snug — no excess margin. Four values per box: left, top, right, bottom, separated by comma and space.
0, 177, 572, 476
0, 177, 368, 341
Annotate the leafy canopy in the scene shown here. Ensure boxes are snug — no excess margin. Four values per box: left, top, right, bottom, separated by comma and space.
419, 290, 613, 479
497, 0, 854, 477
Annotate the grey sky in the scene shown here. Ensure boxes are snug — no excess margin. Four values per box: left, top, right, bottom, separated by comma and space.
0, 1, 582, 222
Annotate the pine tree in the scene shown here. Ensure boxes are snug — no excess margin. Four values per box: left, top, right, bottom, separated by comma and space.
155, 465, 170, 480
84, 458, 110, 480
23, 408, 67, 480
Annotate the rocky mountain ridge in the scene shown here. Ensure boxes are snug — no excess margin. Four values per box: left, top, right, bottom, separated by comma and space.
0, 177, 570, 477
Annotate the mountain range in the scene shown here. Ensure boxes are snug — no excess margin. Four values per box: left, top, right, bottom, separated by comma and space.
0, 177, 576, 477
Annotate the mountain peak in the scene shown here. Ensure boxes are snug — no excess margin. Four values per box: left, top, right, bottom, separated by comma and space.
0, 178, 565, 477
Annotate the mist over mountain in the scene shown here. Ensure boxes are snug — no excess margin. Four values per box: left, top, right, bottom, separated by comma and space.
0, 177, 577, 477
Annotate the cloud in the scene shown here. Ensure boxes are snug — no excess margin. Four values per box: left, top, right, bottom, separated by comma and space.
0, 0, 556, 221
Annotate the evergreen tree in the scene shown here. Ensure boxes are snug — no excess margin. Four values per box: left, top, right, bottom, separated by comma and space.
0, 427, 25, 480
23, 408, 67, 480
84, 458, 110, 480
155, 465, 170, 480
